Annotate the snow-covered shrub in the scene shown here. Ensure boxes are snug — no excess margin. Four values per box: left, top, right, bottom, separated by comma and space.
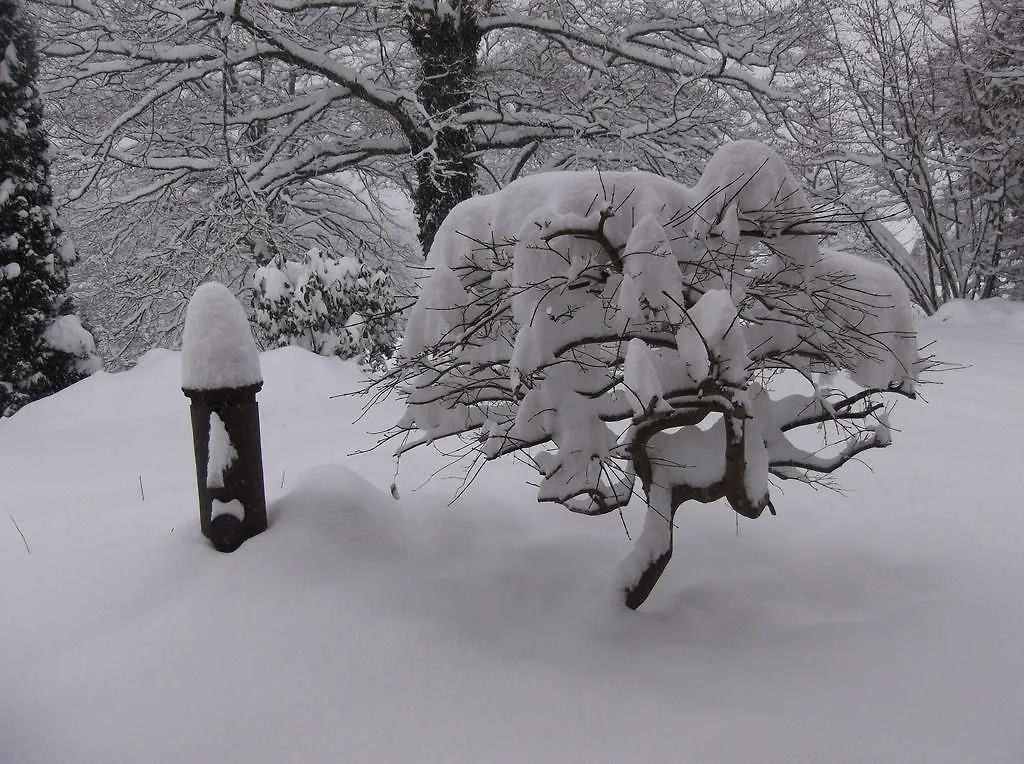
252, 247, 399, 370
377, 140, 927, 609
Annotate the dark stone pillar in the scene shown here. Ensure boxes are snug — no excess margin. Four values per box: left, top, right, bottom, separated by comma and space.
183, 383, 267, 552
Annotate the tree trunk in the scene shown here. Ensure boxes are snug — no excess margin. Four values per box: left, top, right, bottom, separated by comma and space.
623, 544, 674, 610
618, 484, 676, 610
406, 1, 481, 254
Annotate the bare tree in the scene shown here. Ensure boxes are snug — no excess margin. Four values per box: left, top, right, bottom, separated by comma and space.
32, 0, 800, 362
372, 140, 923, 608
783, 0, 1023, 312
940, 0, 1024, 298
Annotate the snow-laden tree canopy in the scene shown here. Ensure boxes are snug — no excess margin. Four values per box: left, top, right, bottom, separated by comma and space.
379, 140, 922, 608
34, 0, 798, 365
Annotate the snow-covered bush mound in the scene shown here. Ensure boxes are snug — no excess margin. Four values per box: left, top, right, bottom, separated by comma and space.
933, 297, 1024, 329
269, 463, 403, 555
381, 140, 924, 607
253, 247, 399, 370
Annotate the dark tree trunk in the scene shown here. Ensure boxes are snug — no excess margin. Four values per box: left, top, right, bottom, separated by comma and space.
406, 1, 482, 254
623, 543, 675, 611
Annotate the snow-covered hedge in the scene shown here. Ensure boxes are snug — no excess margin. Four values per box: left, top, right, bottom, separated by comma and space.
253, 247, 399, 370
379, 140, 924, 608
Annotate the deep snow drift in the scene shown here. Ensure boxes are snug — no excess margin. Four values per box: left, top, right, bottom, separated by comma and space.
1, 301, 1023, 763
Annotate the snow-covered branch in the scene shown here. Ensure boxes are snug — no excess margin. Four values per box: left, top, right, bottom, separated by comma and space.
375, 140, 923, 608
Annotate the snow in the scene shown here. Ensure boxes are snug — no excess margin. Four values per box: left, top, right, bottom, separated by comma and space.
817, 247, 919, 391
2, 305, 1024, 761
181, 281, 262, 390
623, 338, 670, 416
621, 213, 685, 322
692, 140, 812, 241
210, 498, 244, 521
401, 264, 471, 357
42, 314, 102, 374
59, 238, 77, 265
934, 297, 1024, 327
649, 420, 728, 489
0, 178, 15, 208
343, 311, 364, 343
206, 412, 236, 489
679, 288, 749, 385
615, 482, 674, 592
253, 263, 290, 302
0, 41, 18, 86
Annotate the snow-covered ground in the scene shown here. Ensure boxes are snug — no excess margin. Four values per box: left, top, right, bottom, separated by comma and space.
2, 300, 1023, 763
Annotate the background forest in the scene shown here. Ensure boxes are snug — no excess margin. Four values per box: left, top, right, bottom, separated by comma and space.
4, 0, 1020, 393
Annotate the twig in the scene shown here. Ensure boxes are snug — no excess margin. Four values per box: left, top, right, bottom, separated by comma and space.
10, 514, 30, 554
618, 508, 631, 541
139, 475, 145, 502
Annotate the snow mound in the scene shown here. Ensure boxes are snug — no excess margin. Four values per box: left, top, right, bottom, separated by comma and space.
257, 345, 367, 403
131, 347, 178, 369
932, 298, 1024, 328
268, 462, 403, 555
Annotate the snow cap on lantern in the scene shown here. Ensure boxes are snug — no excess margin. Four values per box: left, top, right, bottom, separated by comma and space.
182, 281, 262, 391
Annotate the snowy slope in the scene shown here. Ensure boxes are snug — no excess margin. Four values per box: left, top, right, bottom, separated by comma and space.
2, 303, 1024, 763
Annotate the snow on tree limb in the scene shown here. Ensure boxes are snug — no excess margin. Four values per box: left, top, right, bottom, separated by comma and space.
378, 139, 929, 607
373, 140, 924, 608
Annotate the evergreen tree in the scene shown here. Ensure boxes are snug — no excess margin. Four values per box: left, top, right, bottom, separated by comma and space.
0, 0, 97, 417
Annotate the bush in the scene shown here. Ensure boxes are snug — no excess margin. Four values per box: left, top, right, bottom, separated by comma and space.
253, 247, 399, 369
